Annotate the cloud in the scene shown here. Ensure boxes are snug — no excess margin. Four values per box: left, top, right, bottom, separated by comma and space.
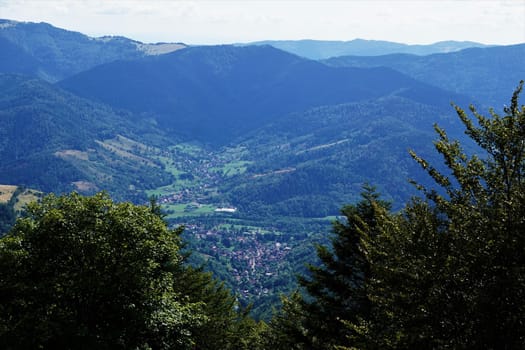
0, 0, 523, 44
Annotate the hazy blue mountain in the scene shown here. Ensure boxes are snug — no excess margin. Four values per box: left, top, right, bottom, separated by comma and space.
244, 39, 491, 59
0, 36, 41, 77
323, 44, 525, 108
0, 74, 173, 200
0, 19, 186, 81
58, 44, 468, 145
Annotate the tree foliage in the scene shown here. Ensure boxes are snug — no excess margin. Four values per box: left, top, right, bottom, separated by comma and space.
0, 192, 264, 349
352, 81, 525, 349
402, 80, 525, 348
0, 202, 15, 235
267, 186, 391, 349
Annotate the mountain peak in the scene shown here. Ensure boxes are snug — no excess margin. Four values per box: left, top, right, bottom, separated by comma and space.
0, 19, 188, 81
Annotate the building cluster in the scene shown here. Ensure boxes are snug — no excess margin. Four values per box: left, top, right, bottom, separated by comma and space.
188, 225, 293, 299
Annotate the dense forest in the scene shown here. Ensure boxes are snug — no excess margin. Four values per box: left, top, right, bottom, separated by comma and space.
1, 82, 523, 348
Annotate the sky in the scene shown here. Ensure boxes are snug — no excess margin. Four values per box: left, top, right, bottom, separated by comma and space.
0, 0, 524, 45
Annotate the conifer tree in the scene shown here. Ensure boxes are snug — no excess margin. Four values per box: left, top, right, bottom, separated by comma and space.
273, 186, 390, 349
315, 82, 525, 350
174, 264, 266, 350
264, 291, 310, 350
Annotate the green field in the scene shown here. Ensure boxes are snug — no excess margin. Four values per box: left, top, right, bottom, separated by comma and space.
163, 203, 216, 218
0, 185, 42, 212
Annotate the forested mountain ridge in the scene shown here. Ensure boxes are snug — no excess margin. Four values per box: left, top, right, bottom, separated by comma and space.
245, 38, 491, 59
0, 73, 173, 200
323, 43, 525, 108
58, 44, 469, 144
224, 96, 463, 216
0, 19, 186, 82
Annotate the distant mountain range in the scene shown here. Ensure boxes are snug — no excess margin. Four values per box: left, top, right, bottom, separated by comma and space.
0, 19, 492, 82
323, 44, 525, 108
0, 19, 185, 82
244, 39, 491, 59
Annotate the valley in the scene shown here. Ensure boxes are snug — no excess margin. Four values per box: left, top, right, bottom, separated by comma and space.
127, 139, 328, 318
0, 19, 523, 321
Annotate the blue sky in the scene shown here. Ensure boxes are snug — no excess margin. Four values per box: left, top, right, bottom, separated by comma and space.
1, 0, 524, 45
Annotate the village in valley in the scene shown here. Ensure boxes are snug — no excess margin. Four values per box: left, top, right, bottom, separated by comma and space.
144, 142, 311, 304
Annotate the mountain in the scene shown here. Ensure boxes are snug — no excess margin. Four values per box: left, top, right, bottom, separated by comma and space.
0, 19, 186, 82
244, 39, 491, 59
58, 44, 469, 145
0, 36, 42, 77
323, 44, 525, 108
219, 95, 467, 216
0, 74, 173, 201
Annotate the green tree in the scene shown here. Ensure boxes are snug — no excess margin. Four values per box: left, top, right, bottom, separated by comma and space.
354, 199, 451, 349
348, 81, 525, 349
409, 80, 525, 348
0, 192, 203, 349
268, 186, 391, 349
264, 292, 310, 350
174, 264, 267, 350
282, 82, 525, 350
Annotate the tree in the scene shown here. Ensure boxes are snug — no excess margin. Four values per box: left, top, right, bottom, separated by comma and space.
355, 81, 525, 349
174, 264, 267, 350
0, 192, 203, 349
410, 80, 525, 348
264, 292, 310, 350
276, 82, 525, 350
356, 198, 452, 349
269, 186, 391, 349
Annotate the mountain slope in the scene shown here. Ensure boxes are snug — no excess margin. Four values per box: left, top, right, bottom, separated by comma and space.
0, 74, 173, 200
0, 36, 42, 77
323, 44, 525, 108
58, 44, 468, 145
0, 19, 186, 81
245, 39, 491, 59
219, 96, 467, 216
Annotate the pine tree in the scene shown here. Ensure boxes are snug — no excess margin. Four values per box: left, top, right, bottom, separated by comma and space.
174, 264, 266, 350
283, 185, 391, 349
264, 292, 310, 350
333, 81, 525, 350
